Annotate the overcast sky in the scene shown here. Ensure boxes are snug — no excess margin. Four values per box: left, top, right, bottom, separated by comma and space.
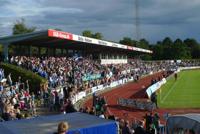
0, 0, 200, 43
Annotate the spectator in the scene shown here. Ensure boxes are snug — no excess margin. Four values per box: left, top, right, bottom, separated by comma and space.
122, 120, 133, 134
25, 80, 29, 92
108, 114, 115, 120
99, 111, 105, 118
134, 121, 146, 134
2, 106, 12, 121
0, 82, 3, 92
7, 73, 12, 86
89, 107, 95, 115
151, 93, 157, 108
153, 113, 160, 133
0, 69, 4, 81
57, 121, 69, 134
43, 90, 49, 107
189, 129, 195, 134
18, 76, 22, 84
149, 123, 156, 134
145, 113, 153, 132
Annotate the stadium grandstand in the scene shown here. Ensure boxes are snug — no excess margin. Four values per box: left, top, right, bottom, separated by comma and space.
0, 29, 152, 62
0, 29, 200, 134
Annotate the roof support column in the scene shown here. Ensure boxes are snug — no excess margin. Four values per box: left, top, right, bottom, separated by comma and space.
53, 48, 56, 57
28, 45, 32, 56
61, 49, 64, 56
3, 43, 9, 62
65, 49, 68, 56
38, 47, 41, 56
46, 48, 49, 56
106, 54, 108, 59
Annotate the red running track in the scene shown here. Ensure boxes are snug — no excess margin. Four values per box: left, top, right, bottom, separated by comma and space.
84, 72, 200, 124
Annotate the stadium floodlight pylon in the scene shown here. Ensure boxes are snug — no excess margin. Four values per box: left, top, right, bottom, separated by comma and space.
134, 0, 141, 42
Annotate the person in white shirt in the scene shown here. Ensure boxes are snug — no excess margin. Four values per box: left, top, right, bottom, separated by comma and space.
7, 73, 12, 86
99, 112, 105, 118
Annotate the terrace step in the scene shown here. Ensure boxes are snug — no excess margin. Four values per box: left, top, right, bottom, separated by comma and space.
36, 106, 60, 116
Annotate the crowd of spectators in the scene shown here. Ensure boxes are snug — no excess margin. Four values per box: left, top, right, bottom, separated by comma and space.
7, 56, 200, 126
10, 56, 179, 95
9, 56, 200, 112
0, 68, 36, 122
177, 60, 200, 67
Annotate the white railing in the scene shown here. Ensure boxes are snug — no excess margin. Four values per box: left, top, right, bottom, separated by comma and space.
72, 77, 134, 104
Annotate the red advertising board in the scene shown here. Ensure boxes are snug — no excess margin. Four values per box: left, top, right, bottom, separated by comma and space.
48, 29, 73, 40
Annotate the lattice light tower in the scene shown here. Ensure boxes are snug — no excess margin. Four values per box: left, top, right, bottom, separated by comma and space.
135, 0, 140, 41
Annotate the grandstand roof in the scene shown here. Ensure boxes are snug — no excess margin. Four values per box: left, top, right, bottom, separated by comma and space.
166, 114, 200, 134
0, 29, 152, 54
0, 112, 117, 134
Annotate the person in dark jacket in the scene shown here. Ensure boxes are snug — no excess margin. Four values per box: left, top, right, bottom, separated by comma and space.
153, 113, 160, 132
122, 121, 133, 134
145, 112, 153, 132
134, 121, 146, 134
2, 107, 12, 121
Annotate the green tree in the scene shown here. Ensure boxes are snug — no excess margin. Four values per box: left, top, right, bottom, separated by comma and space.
138, 39, 149, 49
162, 37, 173, 46
137, 39, 151, 60
119, 37, 136, 46
172, 39, 191, 59
152, 42, 164, 60
12, 19, 36, 35
184, 38, 200, 59
82, 30, 93, 38
82, 30, 103, 39
161, 37, 174, 60
191, 45, 200, 58
92, 32, 103, 39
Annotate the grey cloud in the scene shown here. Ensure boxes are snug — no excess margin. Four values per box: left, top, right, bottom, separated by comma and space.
1, 0, 200, 43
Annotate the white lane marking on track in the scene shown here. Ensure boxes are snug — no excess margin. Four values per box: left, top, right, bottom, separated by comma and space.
161, 73, 184, 103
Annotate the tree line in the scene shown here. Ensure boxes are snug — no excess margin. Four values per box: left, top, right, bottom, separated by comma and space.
83, 31, 200, 60
119, 37, 200, 60
1, 19, 200, 60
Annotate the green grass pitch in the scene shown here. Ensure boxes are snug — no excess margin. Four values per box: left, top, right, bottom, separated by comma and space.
158, 69, 200, 108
